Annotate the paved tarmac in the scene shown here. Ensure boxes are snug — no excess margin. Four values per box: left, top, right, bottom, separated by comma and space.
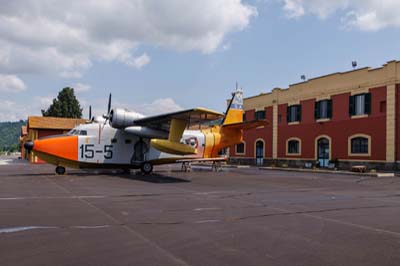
1, 161, 400, 266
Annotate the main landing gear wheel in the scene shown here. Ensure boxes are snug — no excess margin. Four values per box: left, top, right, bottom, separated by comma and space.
55, 166, 66, 175
141, 162, 153, 175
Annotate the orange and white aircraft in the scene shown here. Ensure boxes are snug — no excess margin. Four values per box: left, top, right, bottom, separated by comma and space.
24, 89, 265, 175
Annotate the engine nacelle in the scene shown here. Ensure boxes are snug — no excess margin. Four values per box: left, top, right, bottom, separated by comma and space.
125, 126, 168, 139
109, 108, 144, 128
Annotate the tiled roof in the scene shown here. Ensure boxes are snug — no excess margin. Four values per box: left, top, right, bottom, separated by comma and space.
28, 116, 88, 130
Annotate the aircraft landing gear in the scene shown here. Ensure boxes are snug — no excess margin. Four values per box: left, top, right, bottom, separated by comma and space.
122, 168, 131, 174
55, 166, 66, 175
141, 162, 153, 175
181, 162, 192, 172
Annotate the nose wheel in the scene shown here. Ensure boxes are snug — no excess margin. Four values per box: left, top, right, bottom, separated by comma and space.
141, 162, 153, 175
55, 166, 66, 175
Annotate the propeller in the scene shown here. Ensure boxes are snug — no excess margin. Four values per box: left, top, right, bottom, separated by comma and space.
103, 93, 112, 125
88, 105, 92, 120
107, 93, 112, 115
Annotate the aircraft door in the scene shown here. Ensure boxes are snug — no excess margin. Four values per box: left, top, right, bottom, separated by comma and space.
132, 138, 148, 163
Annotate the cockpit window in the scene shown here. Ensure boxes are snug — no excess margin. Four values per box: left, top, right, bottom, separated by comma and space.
67, 129, 87, 136
67, 129, 77, 135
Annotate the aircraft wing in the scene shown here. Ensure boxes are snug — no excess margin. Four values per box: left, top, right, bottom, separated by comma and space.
133, 108, 224, 131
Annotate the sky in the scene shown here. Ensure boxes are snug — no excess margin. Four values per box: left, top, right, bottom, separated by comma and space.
1, 0, 400, 121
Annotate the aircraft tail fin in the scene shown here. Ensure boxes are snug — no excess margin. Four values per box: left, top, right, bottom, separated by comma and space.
221, 88, 243, 126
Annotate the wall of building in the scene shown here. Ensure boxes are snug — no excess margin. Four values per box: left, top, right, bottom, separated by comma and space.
276, 86, 386, 161
229, 61, 400, 171
240, 107, 273, 159
396, 84, 400, 162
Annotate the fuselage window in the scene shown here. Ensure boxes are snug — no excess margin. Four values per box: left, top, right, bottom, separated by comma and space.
125, 139, 132, 144
111, 138, 117, 144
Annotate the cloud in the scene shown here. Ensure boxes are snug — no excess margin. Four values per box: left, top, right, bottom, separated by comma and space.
0, 99, 33, 121
0, 74, 27, 92
74, 96, 183, 122
0, 0, 256, 77
0, 95, 182, 121
34, 96, 53, 107
73, 83, 91, 93
136, 98, 183, 116
128, 53, 151, 69
281, 0, 400, 31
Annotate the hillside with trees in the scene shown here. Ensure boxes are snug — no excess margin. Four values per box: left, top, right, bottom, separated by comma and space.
0, 120, 26, 152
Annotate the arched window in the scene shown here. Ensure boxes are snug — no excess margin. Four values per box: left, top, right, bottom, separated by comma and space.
286, 138, 301, 155
235, 142, 245, 155
348, 134, 371, 156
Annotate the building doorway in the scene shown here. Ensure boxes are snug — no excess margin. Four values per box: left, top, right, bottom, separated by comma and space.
317, 138, 330, 167
255, 140, 264, 166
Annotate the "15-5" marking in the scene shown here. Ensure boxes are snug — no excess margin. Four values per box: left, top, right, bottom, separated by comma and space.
80, 144, 113, 159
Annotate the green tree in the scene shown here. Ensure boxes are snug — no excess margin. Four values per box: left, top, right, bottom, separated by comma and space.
41, 87, 83, 118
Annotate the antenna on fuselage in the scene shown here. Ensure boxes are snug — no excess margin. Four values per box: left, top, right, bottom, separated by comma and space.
89, 105, 92, 120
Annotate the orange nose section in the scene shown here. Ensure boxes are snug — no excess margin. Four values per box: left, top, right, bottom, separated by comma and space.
33, 135, 78, 161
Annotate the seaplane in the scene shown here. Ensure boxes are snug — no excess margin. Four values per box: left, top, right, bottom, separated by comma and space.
24, 89, 265, 175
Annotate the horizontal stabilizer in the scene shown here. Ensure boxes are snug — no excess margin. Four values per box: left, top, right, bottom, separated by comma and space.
222, 119, 267, 130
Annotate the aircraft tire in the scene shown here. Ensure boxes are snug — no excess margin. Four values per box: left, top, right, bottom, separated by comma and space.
55, 166, 66, 175
122, 168, 131, 174
141, 162, 153, 175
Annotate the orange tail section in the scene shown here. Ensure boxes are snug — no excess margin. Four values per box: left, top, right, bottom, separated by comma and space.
203, 89, 268, 158
222, 88, 244, 125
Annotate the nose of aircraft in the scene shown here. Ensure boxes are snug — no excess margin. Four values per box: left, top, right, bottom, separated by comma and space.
24, 141, 34, 151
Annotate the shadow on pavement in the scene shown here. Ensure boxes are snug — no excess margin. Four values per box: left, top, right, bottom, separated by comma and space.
8, 170, 190, 183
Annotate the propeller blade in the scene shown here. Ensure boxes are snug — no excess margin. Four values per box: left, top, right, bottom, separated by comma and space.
107, 93, 112, 114
89, 105, 92, 120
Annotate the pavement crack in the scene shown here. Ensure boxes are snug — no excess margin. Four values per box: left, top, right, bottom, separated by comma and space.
230, 204, 400, 221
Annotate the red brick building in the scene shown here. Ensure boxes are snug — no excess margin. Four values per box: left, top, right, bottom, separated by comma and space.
229, 60, 400, 170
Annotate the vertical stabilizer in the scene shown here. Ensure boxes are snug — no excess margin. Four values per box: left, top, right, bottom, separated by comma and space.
222, 88, 244, 125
